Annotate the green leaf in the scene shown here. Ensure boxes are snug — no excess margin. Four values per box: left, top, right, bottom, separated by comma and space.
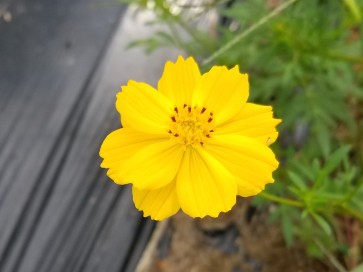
311, 213, 332, 236
312, 159, 321, 177
291, 161, 314, 181
127, 38, 161, 53
343, 0, 362, 23
301, 209, 309, 219
315, 124, 331, 159
312, 192, 344, 202
282, 210, 294, 247
288, 171, 308, 191
287, 185, 302, 197
315, 145, 351, 188
155, 31, 176, 45
324, 146, 351, 174
307, 241, 324, 258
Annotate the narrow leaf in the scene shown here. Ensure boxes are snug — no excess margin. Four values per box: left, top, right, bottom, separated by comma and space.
312, 213, 332, 236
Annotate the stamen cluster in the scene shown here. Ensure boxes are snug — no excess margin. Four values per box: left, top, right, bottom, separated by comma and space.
169, 104, 215, 147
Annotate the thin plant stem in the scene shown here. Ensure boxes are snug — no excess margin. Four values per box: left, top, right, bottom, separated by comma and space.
203, 0, 299, 65
259, 192, 363, 223
258, 191, 304, 208
314, 239, 348, 272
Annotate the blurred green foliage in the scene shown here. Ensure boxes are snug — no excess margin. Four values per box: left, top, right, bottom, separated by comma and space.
125, 0, 363, 269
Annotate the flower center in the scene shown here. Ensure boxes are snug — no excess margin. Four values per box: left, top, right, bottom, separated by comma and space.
169, 104, 215, 147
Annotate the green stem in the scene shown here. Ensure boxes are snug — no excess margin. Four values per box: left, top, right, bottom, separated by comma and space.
258, 191, 304, 208
260, 192, 363, 223
203, 0, 299, 65
314, 239, 348, 272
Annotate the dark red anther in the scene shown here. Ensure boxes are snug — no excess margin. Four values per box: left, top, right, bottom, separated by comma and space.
174, 133, 179, 137
174, 107, 178, 113
209, 129, 214, 132
201, 107, 206, 113
171, 116, 176, 122
206, 134, 210, 138
188, 106, 191, 113
183, 104, 187, 108
208, 117, 213, 123
168, 130, 172, 134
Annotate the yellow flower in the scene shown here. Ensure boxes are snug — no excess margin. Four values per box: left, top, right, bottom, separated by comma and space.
99, 56, 281, 220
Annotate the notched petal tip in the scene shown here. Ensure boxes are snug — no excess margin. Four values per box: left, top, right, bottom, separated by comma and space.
176, 55, 185, 62
188, 199, 236, 219
193, 64, 249, 125
231, 64, 240, 72
175, 55, 196, 63
158, 55, 201, 106
132, 182, 180, 221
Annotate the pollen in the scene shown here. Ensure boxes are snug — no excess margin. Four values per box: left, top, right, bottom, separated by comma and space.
169, 105, 215, 147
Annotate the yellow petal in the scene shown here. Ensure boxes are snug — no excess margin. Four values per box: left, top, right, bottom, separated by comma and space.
99, 128, 168, 184
132, 180, 180, 221
193, 65, 249, 126
158, 56, 201, 106
205, 134, 279, 197
216, 103, 281, 146
177, 147, 237, 218
118, 140, 185, 190
116, 80, 174, 134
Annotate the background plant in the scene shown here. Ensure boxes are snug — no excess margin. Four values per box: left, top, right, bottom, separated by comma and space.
123, 0, 363, 270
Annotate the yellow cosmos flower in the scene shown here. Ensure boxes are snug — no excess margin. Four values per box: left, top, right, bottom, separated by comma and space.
99, 56, 281, 220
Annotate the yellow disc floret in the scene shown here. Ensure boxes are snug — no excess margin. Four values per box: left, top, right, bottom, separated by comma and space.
169, 105, 215, 148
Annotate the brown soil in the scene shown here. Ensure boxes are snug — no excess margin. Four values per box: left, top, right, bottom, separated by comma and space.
139, 198, 336, 272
